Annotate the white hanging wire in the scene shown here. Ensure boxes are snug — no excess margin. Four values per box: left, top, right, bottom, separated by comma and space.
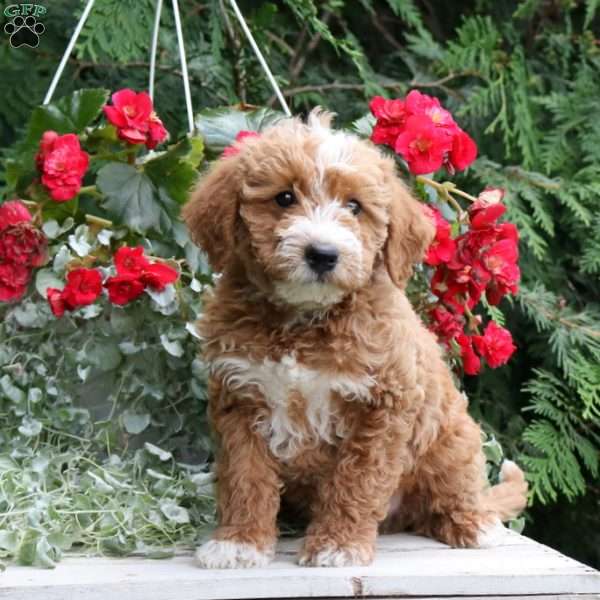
149, 0, 163, 102
43, 0, 96, 105
171, 0, 195, 134
43, 0, 289, 128
227, 0, 292, 117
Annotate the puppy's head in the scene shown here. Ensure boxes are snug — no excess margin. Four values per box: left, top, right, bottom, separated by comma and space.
183, 110, 434, 309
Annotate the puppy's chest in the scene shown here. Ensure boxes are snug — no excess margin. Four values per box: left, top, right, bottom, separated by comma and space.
212, 354, 374, 461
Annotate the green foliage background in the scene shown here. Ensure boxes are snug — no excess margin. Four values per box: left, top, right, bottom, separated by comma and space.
1, 0, 599, 568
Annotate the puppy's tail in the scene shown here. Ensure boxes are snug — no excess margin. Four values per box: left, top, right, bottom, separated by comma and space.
483, 460, 528, 521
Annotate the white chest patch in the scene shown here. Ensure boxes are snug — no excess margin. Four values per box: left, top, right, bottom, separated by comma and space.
211, 355, 374, 460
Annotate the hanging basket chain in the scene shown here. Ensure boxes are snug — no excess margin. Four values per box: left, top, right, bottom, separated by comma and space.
227, 0, 291, 117
148, 0, 164, 102
43, 0, 96, 105
171, 0, 195, 134
43, 0, 291, 122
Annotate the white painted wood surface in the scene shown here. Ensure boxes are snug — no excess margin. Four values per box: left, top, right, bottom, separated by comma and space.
1, 529, 599, 600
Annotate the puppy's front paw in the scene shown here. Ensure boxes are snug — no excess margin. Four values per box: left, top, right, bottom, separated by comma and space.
298, 543, 373, 567
195, 539, 273, 569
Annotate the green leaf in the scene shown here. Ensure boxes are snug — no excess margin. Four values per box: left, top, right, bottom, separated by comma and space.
17, 530, 39, 566
194, 107, 285, 157
1, 376, 25, 404
24, 89, 109, 146
18, 416, 43, 437
35, 269, 64, 298
0, 531, 18, 552
97, 163, 177, 234
351, 113, 375, 138
160, 501, 190, 524
144, 136, 204, 205
160, 335, 184, 358
144, 443, 172, 462
122, 411, 151, 435
42, 217, 75, 240
87, 340, 122, 372
46, 532, 75, 551
6, 89, 107, 195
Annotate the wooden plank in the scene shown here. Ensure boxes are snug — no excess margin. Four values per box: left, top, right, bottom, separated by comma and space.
1, 529, 599, 600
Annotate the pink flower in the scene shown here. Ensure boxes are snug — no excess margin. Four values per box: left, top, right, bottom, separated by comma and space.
104, 89, 168, 149
405, 90, 457, 132
370, 90, 478, 174
147, 112, 169, 150
395, 115, 453, 174
369, 96, 408, 147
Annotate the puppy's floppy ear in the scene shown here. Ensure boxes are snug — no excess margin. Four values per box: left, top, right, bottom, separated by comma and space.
182, 157, 241, 272
384, 175, 435, 288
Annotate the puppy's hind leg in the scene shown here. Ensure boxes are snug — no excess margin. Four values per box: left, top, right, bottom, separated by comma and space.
406, 414, 499, 548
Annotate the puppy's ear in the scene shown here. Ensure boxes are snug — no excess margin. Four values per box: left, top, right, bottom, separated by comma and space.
384, 176, 435, 288
182, 157, 241, 272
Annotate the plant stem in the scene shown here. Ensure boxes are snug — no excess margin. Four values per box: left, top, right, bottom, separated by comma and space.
85, 214, 113, 229
464, 305, 481, 334
417, 176, 478, 202
417, 175, 479, 221
79, 185, 102, 198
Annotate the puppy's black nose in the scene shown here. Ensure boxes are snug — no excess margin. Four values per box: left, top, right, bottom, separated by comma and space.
305, 244, 339, 275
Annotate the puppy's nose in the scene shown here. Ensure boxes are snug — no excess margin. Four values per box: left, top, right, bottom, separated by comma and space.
305, 244, 339, 275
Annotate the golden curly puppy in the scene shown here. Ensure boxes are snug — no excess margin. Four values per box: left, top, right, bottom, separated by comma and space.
183, 110, 527, 569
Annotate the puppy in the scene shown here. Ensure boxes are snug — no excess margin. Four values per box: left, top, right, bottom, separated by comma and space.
183, 110, 527, 569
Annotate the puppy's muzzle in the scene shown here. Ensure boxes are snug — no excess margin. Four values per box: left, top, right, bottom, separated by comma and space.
304, 243, 339, 276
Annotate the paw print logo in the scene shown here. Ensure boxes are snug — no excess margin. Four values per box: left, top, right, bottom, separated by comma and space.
4, 15, 45, 48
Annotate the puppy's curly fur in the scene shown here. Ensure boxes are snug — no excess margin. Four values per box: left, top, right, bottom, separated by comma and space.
183, 110, 527, 569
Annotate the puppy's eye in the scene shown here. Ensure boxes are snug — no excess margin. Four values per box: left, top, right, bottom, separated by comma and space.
275, 191, 296, 208
347, 199, 362, 216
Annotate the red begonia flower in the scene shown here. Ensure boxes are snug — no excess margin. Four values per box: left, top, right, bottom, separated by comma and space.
61, 268, 103, 309
114, 246, 150, 277
46, 288, 66, 317
222, 130, 261, 158
140, 262, 179, 291
424, 206, 456, 266
395, 115, 452, 175
448, 129, 478, 171
472, 321, 516, 368
105, 274, 146, 306
428, 305, 464, 345
36, 132, 89, 202
0, 200, 31, 232
0, 262, 30, 302
457, 333, 481, 375
469, 188, 506, 229
0, 223, 47, 267
104, 89, 168, 149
